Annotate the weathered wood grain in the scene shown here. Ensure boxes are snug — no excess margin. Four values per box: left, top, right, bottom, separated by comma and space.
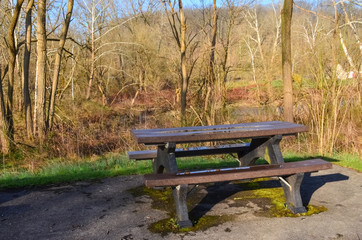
128, 143, 250, 160
131, 121, 308, 144
144, 159, 332, 187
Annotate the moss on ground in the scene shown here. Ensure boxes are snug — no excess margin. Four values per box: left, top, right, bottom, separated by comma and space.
148, 215, 235, 235
233, 178, 327, 217
128, 186, 174, 211
129, 178, 327, 235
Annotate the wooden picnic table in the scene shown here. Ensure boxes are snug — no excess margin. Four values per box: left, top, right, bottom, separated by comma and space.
131, 121, 309, 173
130, 121, 331, 228
131, 121, 308, 145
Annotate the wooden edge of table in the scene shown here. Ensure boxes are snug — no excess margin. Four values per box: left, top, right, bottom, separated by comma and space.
132, 125, 309, 145
144, 159, 332, 187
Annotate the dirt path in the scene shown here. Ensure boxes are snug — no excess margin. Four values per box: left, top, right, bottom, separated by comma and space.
0, 165, 361, 240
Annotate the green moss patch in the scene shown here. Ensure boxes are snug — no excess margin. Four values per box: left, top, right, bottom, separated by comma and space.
148, 215, 235, 235
233, 178, 327, 217
129, 178, 327, 235
129, 185, 235, 235
128, 186, 174, 211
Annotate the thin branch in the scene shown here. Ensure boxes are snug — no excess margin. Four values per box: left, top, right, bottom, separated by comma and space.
25, 0, 34, 13
94, 16, 139, 42
110, 83, 138, 105
1, 65, 9, 80
347, 0, 362, 7
94, 41, 143, 53
294, 3, 334, 21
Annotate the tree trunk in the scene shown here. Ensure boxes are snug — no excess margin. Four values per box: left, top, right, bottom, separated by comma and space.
4, 0, 25, 152
340, 0, 361, 54
205, 0, 218, 125
281, 0, 294, 122
161, 0, 196, 126
220, 5, 235, 112
48, 0, 74, 129
0, 68, 11, 153
179, 0, 188, 125
86, 7, 96, 100
23, 0, 34, 139
86, 37, 95, 100
35, 0, 47, 141
251, 8, 273, 102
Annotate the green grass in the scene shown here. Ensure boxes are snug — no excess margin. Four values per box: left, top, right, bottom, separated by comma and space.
0, 152, 360, 189
282, 152, 362, 171
0, 154, 152, 189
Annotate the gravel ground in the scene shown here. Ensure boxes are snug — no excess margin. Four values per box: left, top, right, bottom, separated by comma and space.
0, 164, 361, 240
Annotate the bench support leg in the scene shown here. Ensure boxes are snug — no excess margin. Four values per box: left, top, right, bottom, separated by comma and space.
237, 138, 268, 166
266, 135, 284, 164
155, 144, 192, 228
172, 184, 193, 228
280, 173, 307, 214
238, 135, 284, 166
155, 143, 178, 174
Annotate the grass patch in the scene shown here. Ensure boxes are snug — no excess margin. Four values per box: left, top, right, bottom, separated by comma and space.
283, 152, 362, 172
0, 152, 360, 189
325, 153, 362, 171
0, 154, 153, 189
0, 155, 238, 189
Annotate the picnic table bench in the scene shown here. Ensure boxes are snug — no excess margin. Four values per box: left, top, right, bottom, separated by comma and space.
129, 121, 332, 228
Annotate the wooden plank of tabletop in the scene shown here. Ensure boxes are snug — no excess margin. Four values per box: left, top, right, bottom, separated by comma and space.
131, 121, 308, 145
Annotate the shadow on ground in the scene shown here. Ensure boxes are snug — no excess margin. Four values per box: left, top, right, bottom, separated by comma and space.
188, 172, 349, 222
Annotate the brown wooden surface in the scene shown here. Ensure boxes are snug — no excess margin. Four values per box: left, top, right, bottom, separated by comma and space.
128, 143, 250, 160
144, 159, 332, 187
131, 121, 308, 145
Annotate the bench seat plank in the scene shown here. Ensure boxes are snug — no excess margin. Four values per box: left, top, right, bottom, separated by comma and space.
128, 143, 250, 160
144, 159, 332, 187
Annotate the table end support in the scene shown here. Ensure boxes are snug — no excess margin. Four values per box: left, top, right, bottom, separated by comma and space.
267, 135, 284, 164
172, 184, 193, 228
280, 173, 307, 214
237, 138, 267, 166
155, 143, 178, 174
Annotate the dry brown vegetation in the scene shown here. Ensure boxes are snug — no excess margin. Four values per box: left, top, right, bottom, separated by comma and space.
0, 0, 361, 170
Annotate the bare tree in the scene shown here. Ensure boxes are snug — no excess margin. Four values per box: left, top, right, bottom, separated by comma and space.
23, 0, 34, 139
179, 0, 189, 124
0, 0, 25, 153
340, 0, 361, 54
34, 0, 47, 141
48, 0, 74, 129
160, 0, 199, 125
78, 0, 109, 101
281, 0, 294, 122
0, 66, 11, 153
203, 0, 218, 125
218, 0, 251, 112
244, 6, 273, 102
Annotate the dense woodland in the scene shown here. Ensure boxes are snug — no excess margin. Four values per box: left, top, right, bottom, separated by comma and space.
0, 0, 361, 169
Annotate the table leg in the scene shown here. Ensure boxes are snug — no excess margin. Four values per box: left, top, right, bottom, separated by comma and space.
266, 135, 284, 164
172, 185, 193, 228
155, 143, 192, 228
280, 173, 307, 213
154, 143, 178, 174
238, 135, 306, 213
237, 138, 266, 166
238, 135, 284, 166
264, 136, 306, 213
